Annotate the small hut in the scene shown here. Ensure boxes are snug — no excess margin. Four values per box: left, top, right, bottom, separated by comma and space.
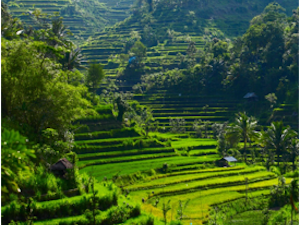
243, 92, 258, 101
50, 158, 73, 177
217, 156, 238, 167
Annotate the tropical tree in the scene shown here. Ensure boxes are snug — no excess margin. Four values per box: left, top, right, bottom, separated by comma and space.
115, 96, 128, 122
161, 199, 171, 225
193, 119, 203, 138
177, 199, 190, 220
1, 2, 24, 40
49, 15, 72, 48
288, 138, 299, 171
169, 118, 186, 134
86, 62, 105, 95
262, 121, 297, 166
60, 47, 87, 71
203, 120, 210, 138
129, 40, 147, 63
1, 39, 96, 142
228, 112, 259, 151
139, 108, 154, 137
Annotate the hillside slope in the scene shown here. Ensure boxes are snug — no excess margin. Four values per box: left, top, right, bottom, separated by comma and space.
4, 0, 134, 43
80, 0, 298, 67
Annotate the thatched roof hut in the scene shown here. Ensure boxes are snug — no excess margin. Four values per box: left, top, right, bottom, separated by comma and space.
50, 158, 73, 175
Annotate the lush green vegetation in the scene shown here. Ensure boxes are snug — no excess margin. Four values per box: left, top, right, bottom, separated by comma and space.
1, 0, 299, 225
4, 0, 134, 44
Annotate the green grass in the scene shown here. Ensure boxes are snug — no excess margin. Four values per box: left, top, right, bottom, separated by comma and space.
148, 132, 190, 139
79, 156, 219, 181
126, 167, 265, 191
130, 170, 276, 198
228, 210, 266, 225
171, 138, 217, 148
189, 149, 218, 156
75, 136, 143, 145
135, 176, 292, 224
78, 152, 179, 168
77, 147, 175, 159
34, 214, 87, 225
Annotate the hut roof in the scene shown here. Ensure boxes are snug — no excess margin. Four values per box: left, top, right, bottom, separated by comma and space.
243, 92, 257, 99
222, 156, 238, 162
50, 158, 73, 171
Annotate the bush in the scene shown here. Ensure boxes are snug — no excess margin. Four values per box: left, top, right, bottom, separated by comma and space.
2, 191, 118, 223
101, 206, 130, 225
130, 204, 141, 217
144, 215, 155, 225
162, 163, 169, 173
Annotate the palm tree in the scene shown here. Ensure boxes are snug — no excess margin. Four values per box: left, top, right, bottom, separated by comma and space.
288, 138, 299, 171
60, 47, 87, 71
262, 121, 297, 166
50, 16, 72, 48
228, 112, 259, 151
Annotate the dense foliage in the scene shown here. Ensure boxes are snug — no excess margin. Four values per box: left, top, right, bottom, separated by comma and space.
1, 4, 101, 207
1, 1, 299, 225
132, 4, 299, 107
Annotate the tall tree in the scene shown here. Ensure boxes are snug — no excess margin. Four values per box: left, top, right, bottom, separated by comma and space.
161, 199, 171, 225
86, 62, 105, 95
1, 39, 95, 140
60, 47, 87, 71
228, 112, 259, 151
1, 2, 24, 40
129, 40, 147, 63
288, 138, 299, 171
262, 121, 297, 166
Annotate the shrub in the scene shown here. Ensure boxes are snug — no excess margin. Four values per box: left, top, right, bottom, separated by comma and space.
2, 191, 118, 223
130, 204, 141, 217
123, 139, 135, 148
162, 163, 169, 173
101, 206, 130, 225
149, 169, 156, 176
144, 215, 155, 225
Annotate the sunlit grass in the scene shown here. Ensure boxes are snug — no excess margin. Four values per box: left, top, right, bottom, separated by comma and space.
130, 170, 276, 199
80, 156, 218, 181
127, 167, 264, 191
171, 138, 217, 148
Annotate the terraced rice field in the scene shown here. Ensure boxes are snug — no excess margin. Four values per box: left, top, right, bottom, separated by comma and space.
272, 103, 299, 131
131, 93, 240, 132
6, 0, 134, 43
127, 166, 292, 225
73, 106, 289, 225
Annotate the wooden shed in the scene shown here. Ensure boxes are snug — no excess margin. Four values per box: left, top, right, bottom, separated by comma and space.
50, 158, 73, 177
217, 156, 238, 167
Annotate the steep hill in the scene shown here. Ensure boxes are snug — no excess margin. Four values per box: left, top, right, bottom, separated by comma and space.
81, 0, 298, 131
72, 106, 293, 225
4, 0, 134, 43
80, 0, 298, 69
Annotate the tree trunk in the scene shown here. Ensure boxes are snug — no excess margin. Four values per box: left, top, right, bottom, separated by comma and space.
277, 153, 280, 166
291, 205, 293, 225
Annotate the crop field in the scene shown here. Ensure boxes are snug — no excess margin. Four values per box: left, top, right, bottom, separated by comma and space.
74, 116, 285, 225
7, 0, 135, 44
127, 169, 292, 225
72, 103, 295, 225
228, 211, 266, 225
129, 92, 241, 132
